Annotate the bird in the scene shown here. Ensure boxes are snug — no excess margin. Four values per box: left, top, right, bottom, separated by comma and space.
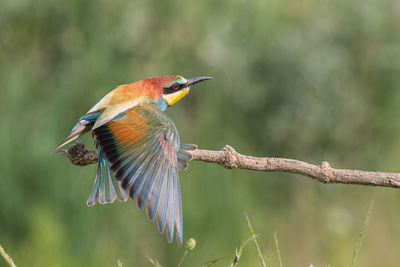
55, 75, 212, 246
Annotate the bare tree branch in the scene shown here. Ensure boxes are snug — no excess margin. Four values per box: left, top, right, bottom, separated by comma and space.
55, 141, 400, 189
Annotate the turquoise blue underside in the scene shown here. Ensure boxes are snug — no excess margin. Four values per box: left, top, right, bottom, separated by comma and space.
155, 97, 168, 111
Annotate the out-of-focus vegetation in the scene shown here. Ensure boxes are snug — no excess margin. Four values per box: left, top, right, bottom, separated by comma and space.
1, 0, 400, 266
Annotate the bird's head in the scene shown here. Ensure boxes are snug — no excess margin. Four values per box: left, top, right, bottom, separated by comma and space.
160, 75, 213, 106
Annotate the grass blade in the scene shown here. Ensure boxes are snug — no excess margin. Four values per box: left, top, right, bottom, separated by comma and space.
147, 256, 162, 267
245, 213, 267, 267
230, 235, 256, 267
274, 231, 283, 267
202, 257, 224, 267
349, 202, 373, 267
0, 244, 17, 267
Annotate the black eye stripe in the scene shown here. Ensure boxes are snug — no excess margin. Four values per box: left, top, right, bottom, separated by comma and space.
163, 87, 175, 94
163, 82, 186, 95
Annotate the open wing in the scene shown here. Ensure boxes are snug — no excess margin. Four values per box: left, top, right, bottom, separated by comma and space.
92, 103, 183, 246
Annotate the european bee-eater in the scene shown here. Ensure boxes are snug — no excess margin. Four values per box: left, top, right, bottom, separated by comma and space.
55, 75, 212, 246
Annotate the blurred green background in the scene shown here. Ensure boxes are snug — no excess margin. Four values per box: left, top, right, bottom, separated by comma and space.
1, 0, 400, 266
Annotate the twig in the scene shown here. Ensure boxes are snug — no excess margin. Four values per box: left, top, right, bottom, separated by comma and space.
55, 141, 400, 189
177, 238, 196, 267
177, 250, 188, 267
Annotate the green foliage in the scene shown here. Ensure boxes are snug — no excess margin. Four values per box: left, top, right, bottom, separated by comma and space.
1, 0, 400, 266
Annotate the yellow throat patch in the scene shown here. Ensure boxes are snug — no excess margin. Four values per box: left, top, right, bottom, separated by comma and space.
163, 87, 190, 106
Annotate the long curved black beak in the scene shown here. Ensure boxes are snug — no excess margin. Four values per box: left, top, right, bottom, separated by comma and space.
186, 76, 213, 87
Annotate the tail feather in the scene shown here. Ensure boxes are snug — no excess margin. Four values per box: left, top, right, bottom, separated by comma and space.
87, 145, 127, 206
54, 111, 103, 151
54, 123, 92, 151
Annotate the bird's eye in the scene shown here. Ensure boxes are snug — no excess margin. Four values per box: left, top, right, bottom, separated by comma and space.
173, 83, 180, 90
163, 82, 183, 95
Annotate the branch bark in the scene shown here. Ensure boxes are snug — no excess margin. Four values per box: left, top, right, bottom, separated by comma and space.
55, 141, 400, 189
